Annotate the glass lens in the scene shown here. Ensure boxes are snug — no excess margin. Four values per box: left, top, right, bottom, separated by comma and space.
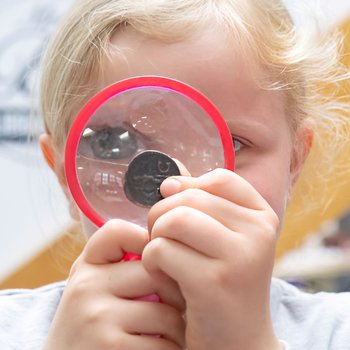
73, 86, 228, 227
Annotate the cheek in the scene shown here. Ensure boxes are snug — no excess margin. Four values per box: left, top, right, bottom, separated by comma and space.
253, 175, 290, 220
237, 162, 292, 222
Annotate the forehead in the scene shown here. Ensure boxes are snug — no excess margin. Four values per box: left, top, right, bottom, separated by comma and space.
105, 25, 257, 93
101, 25, 286, 130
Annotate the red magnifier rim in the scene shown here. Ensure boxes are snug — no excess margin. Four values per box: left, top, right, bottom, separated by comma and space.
65, 76, 235, 227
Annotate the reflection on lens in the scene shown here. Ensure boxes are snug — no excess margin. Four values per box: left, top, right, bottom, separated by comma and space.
83, 126, 139, 160
92, 171, 124, 202
129, 89, 169, 135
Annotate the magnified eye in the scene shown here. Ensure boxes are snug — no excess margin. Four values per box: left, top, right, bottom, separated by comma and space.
84, 126, 139, 160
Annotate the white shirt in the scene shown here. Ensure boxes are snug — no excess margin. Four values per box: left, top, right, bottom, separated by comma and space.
1, 278, 350, 349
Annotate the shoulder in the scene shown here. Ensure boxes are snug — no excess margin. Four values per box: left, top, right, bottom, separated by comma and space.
0, 281, 66, 350
271, 278, 350, 350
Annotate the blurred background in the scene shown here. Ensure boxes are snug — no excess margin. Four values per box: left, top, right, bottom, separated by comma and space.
0, 0, 350, 292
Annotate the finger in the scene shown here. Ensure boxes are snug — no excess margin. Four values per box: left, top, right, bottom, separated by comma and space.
117, 334, 183, 350
143, 237, 213, 292
160, 158, 191, 197
149, 187, 261, 233
160, 168, 269, 210
150, 206, 236, 258
120, 300, 185, 348
101, 261, 185, 312
83, 219, 149, 264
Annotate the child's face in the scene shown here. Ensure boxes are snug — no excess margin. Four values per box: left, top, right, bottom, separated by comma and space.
63, 24, 307, 237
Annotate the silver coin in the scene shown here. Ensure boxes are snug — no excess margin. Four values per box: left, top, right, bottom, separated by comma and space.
124, 151, 181, 207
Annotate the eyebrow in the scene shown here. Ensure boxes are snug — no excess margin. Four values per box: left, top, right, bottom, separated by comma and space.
226, 117, 271, 132
225, 118, 277, 146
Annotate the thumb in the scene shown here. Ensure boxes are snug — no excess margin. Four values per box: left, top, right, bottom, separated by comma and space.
159, 158, 194, 198
160, 175, 199, 198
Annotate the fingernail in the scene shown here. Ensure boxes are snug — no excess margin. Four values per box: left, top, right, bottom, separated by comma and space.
161, 178, 181, 197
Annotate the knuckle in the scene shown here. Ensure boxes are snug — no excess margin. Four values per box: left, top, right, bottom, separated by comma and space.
66, 267, 99, 301
66, 277, 89, 302
209, 168, 233, 185
171, 205, 192, 218
265, 209, 280, 231
68, 256, 83, 278
103, 218, 124, 232
269, 210, 280, 230
83, 303, 106, 326
211, 264, 233, 289
145, 237, 168, 259
181, 188, 205, 204
255, 210, 279, 243
157, 206, 192, 231
143, 236, 171, 269
64, 291, 109, 329
170, 206, 194, 230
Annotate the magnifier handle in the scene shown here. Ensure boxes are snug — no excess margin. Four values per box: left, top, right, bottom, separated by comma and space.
123, 252, 161, 303
123, 252, 142, 261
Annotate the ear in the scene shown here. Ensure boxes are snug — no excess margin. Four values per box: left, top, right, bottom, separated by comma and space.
39, 133, 80, 221
290, 125, 314, 185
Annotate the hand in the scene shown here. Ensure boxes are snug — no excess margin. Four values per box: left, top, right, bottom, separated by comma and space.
43, 219, 186, 350
143, 169, 282, 350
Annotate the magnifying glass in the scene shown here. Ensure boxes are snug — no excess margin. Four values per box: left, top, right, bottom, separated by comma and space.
65, 76, 235, 230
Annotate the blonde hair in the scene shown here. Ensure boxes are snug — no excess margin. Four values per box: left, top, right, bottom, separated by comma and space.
40, 0, 350, 205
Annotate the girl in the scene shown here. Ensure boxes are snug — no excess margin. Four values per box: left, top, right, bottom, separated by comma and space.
2, 0, 350, 349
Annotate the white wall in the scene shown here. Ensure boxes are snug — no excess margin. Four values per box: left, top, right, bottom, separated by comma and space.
0, 143, 71, 280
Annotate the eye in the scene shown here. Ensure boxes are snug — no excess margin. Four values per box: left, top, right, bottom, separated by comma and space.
232, 135, 243, 153
84, 126, 139, 160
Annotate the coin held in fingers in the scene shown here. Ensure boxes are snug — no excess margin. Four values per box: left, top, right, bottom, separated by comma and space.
124, 151, 181, 207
